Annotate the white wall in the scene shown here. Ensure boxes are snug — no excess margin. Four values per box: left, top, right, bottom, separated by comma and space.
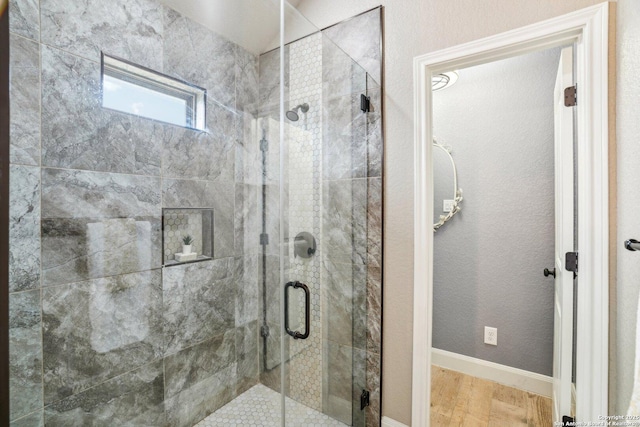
616, 0, 640, 415
295, 0, 626, 424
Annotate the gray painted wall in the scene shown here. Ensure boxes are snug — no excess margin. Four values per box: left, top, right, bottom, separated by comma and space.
432, 47, 561, 376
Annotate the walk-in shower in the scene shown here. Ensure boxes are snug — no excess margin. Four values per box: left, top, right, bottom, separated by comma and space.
6, 1, 383, 426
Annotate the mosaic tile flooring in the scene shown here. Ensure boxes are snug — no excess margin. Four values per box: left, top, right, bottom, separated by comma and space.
195, 384, 348, 427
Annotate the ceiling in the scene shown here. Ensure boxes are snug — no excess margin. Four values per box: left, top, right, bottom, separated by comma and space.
159, 0, 317, 55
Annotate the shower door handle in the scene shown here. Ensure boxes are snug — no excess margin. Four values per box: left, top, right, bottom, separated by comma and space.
284, 281, 310, 340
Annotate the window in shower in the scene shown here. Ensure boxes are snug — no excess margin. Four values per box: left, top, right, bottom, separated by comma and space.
101, 53, 207, 130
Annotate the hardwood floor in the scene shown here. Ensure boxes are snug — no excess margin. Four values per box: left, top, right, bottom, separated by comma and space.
429, 366, 552, 427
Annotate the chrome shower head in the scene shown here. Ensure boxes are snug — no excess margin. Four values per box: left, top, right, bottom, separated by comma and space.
286, 110, 300, 121
286, 103, 309, 121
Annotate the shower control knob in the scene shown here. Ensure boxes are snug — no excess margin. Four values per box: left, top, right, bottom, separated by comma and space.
543, 267, 556, 278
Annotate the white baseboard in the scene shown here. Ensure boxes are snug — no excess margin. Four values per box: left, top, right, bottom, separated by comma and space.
431, 348, 553, 397
381, 416, 409, 427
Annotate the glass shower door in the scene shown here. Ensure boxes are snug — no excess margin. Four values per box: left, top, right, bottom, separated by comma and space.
277, 4, 381, 425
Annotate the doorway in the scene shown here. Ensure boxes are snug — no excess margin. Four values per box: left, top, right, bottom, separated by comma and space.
429, 44, 575, 425
412, 3, 610, 426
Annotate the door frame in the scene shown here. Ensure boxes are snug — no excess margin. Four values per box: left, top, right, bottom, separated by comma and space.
412, 3, 610, 425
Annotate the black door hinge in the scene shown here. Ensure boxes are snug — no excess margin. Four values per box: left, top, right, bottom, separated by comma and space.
564, 85, 577, 107
260, 233, 269, 246
360, 389, 370, 410
260, 138, 269, 152
562, 415, 575, 426
565, 252, 578, 275
260, 324, 270, 338
360, 94, 371, 113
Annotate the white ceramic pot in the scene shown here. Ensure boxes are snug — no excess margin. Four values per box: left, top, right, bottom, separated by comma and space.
182, 244, 192, 254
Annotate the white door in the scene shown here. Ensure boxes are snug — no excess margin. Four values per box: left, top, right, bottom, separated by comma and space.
552, 45, 575, 423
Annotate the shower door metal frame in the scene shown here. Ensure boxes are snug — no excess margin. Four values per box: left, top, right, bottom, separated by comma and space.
412, 2, 611, 426
0, 2, 10, 425
278, 2, 287, 425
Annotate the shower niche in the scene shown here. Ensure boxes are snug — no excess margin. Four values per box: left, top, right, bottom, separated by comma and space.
162, 208, 214, 266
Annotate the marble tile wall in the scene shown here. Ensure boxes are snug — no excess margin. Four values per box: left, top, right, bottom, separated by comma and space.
9, 165, 40, 294
9, 289, 42, 421
8, 0, 262, 424
42, 270, 164, 404
322, 9, 383, 86
44, 361, 166, 426
9, 34, 39, 166
163, 259, 236, 355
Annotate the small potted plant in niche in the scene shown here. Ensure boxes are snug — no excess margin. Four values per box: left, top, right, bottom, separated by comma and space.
182, 235, 194, 254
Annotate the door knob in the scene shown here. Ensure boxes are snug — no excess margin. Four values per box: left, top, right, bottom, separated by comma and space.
625, 238, 640, 251
544, 268, 556, 278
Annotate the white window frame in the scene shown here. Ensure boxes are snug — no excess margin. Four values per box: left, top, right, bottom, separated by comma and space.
101, 53, 207, 131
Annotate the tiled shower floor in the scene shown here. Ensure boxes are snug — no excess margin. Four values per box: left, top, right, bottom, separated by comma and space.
195, 384, 348, 427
